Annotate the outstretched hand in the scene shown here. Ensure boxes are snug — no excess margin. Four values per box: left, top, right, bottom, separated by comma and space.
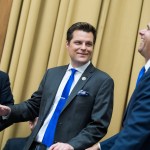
0, 104, 11, 116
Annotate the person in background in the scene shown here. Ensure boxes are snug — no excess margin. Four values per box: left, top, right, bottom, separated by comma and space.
0, 70, 14, 127
0, 22, 114, 150
3, 117, 38, 150
86, 22, 150, 150
0, 71, 14, 106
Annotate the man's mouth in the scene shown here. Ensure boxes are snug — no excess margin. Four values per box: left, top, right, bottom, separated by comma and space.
77, 53, 87, 55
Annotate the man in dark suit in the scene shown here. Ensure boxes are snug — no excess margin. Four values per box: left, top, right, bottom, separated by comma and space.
86, 22, 150, 150
0, 71, 14, 130
0, 22, 114, 150
3, 117, 38, 150
0, 70, 14, 120
0, 71, 14, 106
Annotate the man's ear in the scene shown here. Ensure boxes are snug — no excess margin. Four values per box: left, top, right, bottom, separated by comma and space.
28, 121, 33, 130
66, 41, 69, 48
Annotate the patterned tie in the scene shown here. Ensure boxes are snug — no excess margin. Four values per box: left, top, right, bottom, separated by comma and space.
42, 68, 77, 147
136, 66, 145, 86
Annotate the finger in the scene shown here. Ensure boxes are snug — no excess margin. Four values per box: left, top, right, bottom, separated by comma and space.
49, 143, 59, 150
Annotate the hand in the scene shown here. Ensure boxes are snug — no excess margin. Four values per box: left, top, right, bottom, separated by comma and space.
49, 142, 74, 150
85, 143, 100, 150
0, 104, 11, 116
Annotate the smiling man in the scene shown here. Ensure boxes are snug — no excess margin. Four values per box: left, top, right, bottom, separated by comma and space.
86, 23, 150, 150
0, 22, 114, 150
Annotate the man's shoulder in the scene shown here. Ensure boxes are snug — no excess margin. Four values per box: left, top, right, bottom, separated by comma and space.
7, 137, 28, 143
49, 65, 68, 69
94, 67, 113, 81
47, 65, 68, 72
0, 71, 8, 79
4, 137, 28, 149
0, 71, 9, 86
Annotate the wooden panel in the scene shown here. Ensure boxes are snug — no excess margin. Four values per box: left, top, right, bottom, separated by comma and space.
0, 0, 13, 61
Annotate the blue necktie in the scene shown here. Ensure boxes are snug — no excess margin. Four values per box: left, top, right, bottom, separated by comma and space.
42, 68, 77, 147
136, 66, 145, 86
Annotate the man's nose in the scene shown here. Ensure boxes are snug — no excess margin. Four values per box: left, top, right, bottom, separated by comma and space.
81, 43, 86, 50
139, 29, 146, 35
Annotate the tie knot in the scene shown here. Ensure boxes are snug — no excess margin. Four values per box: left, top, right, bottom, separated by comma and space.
71, 68, 77, 75
136, 66, 145, 86
139, 66, 145, 76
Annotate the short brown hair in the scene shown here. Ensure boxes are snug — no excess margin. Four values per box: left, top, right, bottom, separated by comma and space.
67, 22, 96, 45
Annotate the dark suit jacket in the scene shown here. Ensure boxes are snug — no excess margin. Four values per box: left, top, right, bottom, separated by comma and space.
3, 137, 28, 150
0, 71, 14, 106
101, 68, 150, 150
2, 63, 114, 150
0, 71, 14, 127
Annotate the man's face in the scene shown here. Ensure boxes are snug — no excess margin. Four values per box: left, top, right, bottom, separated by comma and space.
66, 30, 94, 67
138, 23, 150, 61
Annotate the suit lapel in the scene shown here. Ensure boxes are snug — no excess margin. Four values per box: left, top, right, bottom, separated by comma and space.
123, 67, 150, 124
43, 66, 68, 117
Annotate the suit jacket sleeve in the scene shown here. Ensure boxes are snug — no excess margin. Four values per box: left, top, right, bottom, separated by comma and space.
3, 137, 28, 150
0, 70, 48, 131
0, 71, 14, 127
68, 75, 114, 149
0, 71, 14, 106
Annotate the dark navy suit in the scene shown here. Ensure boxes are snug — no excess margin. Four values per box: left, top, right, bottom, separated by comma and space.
3, 137, 28, 150
101, 67, 150, 150
0, 71, 14, 130
0, 71, 14, 106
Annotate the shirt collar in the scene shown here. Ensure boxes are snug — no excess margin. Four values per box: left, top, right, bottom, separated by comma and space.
68, 61, 90, 73
145, 59, 150, 72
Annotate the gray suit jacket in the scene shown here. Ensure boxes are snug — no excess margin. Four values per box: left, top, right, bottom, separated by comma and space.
2, 63, 114, 150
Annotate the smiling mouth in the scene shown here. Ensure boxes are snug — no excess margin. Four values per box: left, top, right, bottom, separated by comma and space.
77, 53, 88, 55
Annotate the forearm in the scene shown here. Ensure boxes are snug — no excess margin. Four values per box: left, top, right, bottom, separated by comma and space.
9, 101, 38, 122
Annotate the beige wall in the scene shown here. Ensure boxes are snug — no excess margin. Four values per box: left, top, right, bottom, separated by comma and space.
0, 0, 13, 61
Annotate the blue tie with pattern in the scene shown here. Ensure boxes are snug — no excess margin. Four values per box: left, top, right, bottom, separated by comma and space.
136, 66, 145, 86
42, 68, 77, 147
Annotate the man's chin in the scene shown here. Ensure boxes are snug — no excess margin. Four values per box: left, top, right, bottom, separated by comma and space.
138, 48, 143, 54
75, 60, 89, 66
138, 50, 145, 57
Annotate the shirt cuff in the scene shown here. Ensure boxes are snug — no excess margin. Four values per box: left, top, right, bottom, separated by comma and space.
98, 143, 101, 150
2, 112, 11, 120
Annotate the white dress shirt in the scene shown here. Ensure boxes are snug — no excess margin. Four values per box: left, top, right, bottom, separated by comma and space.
145, 59, 150, 72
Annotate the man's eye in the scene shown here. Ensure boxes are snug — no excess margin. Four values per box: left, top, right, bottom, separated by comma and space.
75, 41, 81, 44
86, 43, 93, 47
147, 25, 150, 30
